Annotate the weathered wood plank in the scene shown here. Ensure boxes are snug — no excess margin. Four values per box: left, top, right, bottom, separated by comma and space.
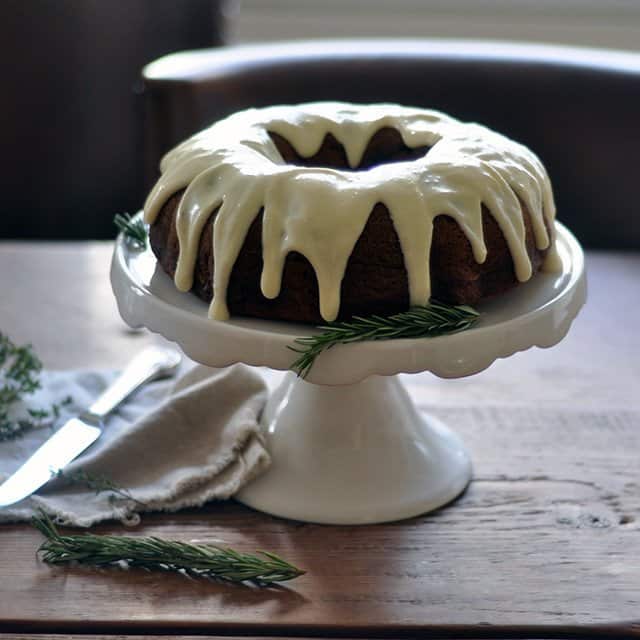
0, 404, 638, 630
0, 242, 159, 370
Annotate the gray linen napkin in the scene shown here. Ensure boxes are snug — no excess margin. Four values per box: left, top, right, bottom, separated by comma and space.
0, 362, 270, 526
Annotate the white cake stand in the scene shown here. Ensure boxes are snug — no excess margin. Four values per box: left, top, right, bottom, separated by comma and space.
111, 221, 586, 525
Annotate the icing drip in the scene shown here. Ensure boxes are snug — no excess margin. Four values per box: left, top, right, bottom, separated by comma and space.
144, 102, 559, 321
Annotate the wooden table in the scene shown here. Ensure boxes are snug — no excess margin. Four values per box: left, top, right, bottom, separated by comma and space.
1, 242, 639, 638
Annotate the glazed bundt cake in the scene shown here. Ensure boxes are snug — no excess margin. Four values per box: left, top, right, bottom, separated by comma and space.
144, 102, 560, 324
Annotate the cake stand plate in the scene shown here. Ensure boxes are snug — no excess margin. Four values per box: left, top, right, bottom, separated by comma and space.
111, 221, 586, 524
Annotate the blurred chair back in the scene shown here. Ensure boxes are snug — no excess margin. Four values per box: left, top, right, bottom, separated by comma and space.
1, 0, 227, 239
142, 40, 640, 249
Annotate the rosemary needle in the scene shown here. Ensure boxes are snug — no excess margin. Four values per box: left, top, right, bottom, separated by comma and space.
289, 301, 480, 378
32, 512, 305, 586
114, 213, 148, 249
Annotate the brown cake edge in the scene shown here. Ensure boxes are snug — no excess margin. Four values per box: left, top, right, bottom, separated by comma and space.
149, 190, 550, 325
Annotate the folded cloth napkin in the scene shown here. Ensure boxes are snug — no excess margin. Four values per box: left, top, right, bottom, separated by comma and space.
0, 362, 270, 526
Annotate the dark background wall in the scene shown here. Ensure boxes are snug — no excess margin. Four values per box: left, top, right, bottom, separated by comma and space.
0, 0, 227, 239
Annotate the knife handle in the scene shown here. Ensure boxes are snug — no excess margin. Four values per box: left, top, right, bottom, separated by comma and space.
86, 346, 182, 420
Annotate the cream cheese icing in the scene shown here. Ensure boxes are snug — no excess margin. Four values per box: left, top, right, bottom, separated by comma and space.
144, 101, 559, 321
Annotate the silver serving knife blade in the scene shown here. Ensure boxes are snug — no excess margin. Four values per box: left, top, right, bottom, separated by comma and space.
0, 418, 101, 507
0, 345, 181, 508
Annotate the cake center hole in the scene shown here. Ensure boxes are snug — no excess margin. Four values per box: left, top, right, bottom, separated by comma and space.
269, 127, 430, 171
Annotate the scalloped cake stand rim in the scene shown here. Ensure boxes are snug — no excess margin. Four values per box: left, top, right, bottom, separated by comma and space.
111, 220, 586, 387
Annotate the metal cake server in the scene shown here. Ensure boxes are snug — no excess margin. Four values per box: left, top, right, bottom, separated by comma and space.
0, 345, 181, 507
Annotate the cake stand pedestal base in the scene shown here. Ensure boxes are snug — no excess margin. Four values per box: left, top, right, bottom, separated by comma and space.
236, 373, 472, 524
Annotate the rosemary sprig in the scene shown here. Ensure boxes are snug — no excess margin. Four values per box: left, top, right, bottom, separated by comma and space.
33, 512, 305, 586
0, 333, 72, 441
56, 469, 149, 510
289, 301, 480, 378
114, 213, 147, 249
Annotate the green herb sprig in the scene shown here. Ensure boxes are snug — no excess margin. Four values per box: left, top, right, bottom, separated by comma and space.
289, 301, 480, 378
56, 469, 148, 510
114, 213, 148, 249
0, 333, 72, 441
33, 512, 304, 586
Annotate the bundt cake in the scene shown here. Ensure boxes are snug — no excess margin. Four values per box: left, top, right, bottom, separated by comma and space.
144, 102, 560, 324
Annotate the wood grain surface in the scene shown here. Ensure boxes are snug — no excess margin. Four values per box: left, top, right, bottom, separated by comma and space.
0, 243, 639, 637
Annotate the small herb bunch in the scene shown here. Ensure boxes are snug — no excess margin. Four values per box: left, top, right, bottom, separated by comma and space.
289, 301, 480, 378
114, 213, 148, 249
0, 333, 72, 441
33, 511, 304, 586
